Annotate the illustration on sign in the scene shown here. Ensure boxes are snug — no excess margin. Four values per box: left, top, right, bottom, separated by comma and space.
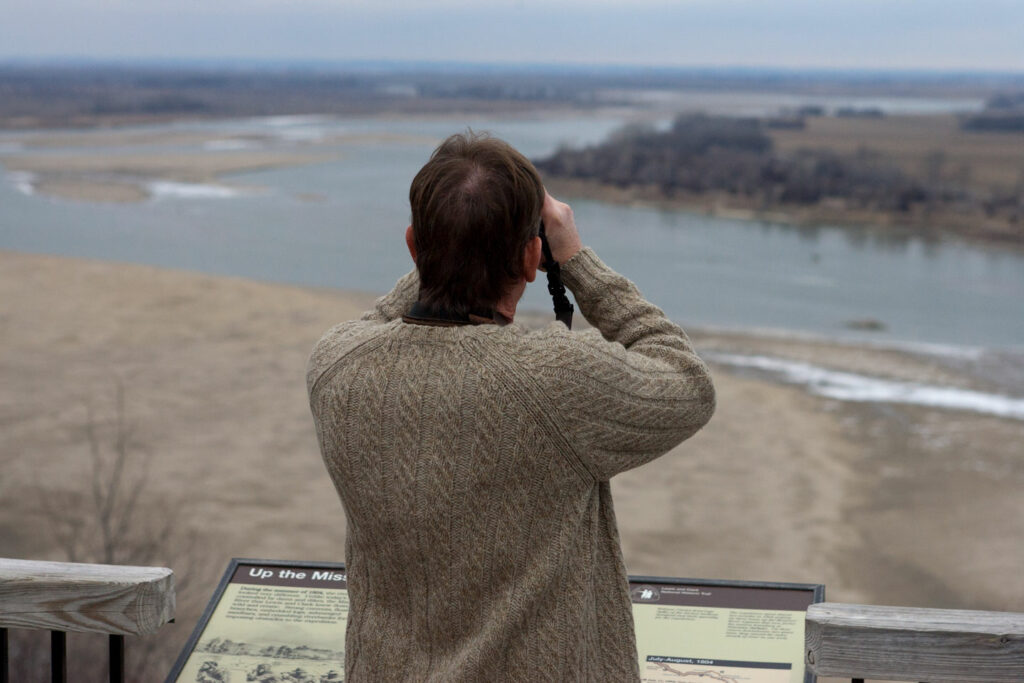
168, 561, 349, 683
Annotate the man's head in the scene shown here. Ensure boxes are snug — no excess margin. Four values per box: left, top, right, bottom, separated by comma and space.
407, 131, 545, 315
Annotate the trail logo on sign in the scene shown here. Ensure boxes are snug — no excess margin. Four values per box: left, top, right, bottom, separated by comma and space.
631, 585, 661, 602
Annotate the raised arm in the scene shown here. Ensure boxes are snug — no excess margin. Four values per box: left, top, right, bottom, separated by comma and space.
532, 194, 715, 480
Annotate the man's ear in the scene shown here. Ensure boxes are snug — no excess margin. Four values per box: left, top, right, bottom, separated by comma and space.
523, 235, 542, 283
405, 225, 416, 263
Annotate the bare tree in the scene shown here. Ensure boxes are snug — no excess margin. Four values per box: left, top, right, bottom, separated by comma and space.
30, 377, 206, 681
36, 377, 198, 567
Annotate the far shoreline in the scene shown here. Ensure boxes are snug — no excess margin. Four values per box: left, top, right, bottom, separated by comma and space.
544, 176, 1024, 254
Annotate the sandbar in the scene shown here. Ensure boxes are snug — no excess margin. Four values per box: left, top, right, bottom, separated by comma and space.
1, 149, 339, 202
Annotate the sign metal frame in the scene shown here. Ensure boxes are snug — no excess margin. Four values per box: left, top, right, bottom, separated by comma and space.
167, 560, 823, 683
629, 575, 825, 683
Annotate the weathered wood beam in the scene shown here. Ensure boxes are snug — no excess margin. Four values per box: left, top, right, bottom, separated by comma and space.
0, 559, 174, 636
806, 602, 1024, 682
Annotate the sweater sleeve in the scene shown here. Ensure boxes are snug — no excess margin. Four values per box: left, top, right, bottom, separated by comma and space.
307, 268, 420, 398
539, 247, 715, 481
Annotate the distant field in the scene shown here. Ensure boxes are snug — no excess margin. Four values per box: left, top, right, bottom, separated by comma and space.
540, 110, 1024, 247
770, 114, 1024, 191
1, 63, 1021, 129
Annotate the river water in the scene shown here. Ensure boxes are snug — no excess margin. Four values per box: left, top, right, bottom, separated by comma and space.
2, 109, 1024, 409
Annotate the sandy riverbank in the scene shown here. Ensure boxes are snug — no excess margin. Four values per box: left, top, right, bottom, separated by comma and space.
0, 149, 340, 202
2, 250, 1022, 675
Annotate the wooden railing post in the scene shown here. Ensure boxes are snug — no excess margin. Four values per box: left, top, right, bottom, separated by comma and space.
0, 558, 175, 683
806, 602, 1024, 682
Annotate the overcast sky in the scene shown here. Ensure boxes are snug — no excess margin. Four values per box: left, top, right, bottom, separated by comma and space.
2, 0, 1021, 71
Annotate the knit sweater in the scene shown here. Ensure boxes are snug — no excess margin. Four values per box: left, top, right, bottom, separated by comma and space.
307, 247, 715, 682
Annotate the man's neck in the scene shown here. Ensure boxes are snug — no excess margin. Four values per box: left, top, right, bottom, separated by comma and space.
496, 280, 527, 322
495, 298, 517, 323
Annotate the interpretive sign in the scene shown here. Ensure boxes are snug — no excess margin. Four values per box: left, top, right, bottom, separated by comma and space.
630, 577, 824, 683
166, 559, 348, 683
168, 560, 823, 683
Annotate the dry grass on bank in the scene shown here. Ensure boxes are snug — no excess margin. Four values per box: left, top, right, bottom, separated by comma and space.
769, 114, 1024, 192
2, 250, 1023, 679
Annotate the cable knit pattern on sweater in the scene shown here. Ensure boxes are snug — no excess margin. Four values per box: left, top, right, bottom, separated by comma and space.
307, 247, 715, 681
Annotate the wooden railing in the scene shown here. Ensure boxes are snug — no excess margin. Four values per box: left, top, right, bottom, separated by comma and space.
10, 559, 1020, 682
806, 602, 1024, 682
0, 558, 175, 683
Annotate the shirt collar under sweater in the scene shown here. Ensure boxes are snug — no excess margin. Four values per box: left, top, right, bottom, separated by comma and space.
402, 300, 511, 327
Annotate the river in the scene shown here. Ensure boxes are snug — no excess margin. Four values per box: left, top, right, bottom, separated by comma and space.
3, 110, 1021, 351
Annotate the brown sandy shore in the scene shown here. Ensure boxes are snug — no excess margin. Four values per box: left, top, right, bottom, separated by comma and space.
2, 150, 338, 202
2, 250, 1023, 676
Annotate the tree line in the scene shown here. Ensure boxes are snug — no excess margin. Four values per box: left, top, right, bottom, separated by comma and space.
534, 114, 1021, 231
961, 92, 1024, 133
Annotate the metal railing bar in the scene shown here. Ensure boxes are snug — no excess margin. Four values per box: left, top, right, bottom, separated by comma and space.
50, 631, 66, 683
1, 627, 8, 683
109, 634, 125, 683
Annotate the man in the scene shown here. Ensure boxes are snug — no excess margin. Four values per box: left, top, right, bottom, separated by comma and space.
307, 132, 715, 681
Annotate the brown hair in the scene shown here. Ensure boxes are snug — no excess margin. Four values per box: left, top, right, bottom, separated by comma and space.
409, 131, 545, 314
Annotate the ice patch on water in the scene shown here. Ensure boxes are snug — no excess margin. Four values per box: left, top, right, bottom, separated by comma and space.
243, 115, 330, 142
259, 115, 329, 127
706, 352, 1024, 420
7, 171, 36, 195
203, 139, 260, 151
274, 127, 325, 142
693, 323, 993, 360
147, 181, 239, 199
877, 340, 987, 361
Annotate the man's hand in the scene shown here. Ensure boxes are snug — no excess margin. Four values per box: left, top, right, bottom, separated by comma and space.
541, 192, 583, 265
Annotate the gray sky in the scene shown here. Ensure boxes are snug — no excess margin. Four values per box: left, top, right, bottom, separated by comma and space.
2, 0, 1022, 71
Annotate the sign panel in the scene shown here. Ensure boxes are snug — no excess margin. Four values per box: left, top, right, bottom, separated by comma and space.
167, 560, 348, 683
630, 577, 824, 683
168, 560, 822, 683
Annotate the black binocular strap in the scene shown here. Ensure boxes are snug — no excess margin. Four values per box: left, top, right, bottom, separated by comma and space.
539, 222, 574, 330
